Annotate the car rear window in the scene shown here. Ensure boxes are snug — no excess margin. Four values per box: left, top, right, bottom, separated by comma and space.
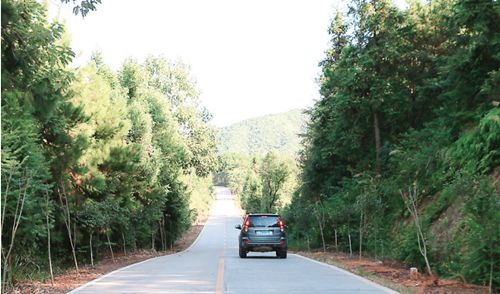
249, 215, 280, 228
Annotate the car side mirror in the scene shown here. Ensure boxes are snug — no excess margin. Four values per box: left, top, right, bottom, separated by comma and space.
235, 224, 242, 230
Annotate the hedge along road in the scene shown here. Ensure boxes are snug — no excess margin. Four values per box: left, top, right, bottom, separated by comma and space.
69, 187, 398, 294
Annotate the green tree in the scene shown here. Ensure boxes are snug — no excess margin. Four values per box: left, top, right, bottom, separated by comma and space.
260, 152, 291, 213
143, 56, 218, 177
463, 178, 500, 292
2, 0, 86, 286
77, 199, 105, 267
289, 0, 499, 288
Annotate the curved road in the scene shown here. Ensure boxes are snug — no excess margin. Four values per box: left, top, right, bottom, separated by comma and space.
69, 187, 398, 294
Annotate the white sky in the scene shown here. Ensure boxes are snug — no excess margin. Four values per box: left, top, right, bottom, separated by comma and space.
48, 0, 344, 127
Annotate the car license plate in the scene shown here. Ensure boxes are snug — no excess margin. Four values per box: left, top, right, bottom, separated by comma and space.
256, 230, 273, 236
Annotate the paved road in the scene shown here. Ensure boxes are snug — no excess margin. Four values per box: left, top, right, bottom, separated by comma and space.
69, 187, 398, 294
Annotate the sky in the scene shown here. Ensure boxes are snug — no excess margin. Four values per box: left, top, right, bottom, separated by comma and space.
48, 0, 344, 127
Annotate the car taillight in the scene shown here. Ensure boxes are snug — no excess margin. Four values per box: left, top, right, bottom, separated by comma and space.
244, 217, 251, 232
278, 217, 285, 232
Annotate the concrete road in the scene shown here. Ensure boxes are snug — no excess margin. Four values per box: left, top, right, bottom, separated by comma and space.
69, 187, 398, 294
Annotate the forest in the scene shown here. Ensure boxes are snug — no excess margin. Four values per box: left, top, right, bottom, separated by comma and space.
219, 0, 499, 292
2, 0, 499, 292
1, 0, 217, 291
217, 109, 307, 155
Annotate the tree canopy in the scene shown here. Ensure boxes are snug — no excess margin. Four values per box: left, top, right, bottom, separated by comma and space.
285, 0, 499, 290
1, 1, 216, 290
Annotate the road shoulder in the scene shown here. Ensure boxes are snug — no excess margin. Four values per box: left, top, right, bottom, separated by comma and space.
12, 222, 207, 294
293, 250, 488, 294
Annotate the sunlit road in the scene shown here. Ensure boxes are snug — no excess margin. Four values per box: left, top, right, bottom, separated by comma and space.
69, 187, 397, 294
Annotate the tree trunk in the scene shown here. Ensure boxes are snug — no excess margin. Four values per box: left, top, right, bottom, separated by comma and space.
89, 233, 94, 267
164, 222, 168, 251
334, 229, 338, 252
373, 111, 382, 175
2, 176, 30, 292
151, 226, 156, 251
122, 232, 127, 256
489, 257, 493, 294
45, 193, 54, 285
169, 221, 174, 250
133, 231, 137, 252
348, 234, 353, 257
401, 186, 432, 276
318, 216, 326, 253
58, 182, 79, 274
359, 212, 364, 260
106, 232, 115, 263
159, 220, 165, 251
315, 203, 326, 253
265, 181, 276, 212
74, 222, 77, 251
0, 170, 14, 239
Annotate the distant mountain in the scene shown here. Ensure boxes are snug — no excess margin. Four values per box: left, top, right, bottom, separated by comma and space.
217, 109, 308, 155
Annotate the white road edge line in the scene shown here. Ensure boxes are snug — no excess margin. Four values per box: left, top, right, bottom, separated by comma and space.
292, 254, 400, 294
67, 213, 210, 294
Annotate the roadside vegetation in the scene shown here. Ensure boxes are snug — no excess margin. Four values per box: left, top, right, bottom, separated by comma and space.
215, 152, 298, 213
285, 0, 499, 292
1, 1, 216, 291
219, 0, 499, 292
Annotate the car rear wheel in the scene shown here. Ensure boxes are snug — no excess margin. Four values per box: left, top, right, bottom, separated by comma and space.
277, 249, 287, 259
239, 247, 247, 258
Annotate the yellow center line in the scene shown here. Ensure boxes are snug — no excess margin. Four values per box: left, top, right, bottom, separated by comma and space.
216, 215, 227, 293
216, 255, 225, 294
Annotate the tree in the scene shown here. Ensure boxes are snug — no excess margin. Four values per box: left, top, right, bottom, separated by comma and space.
260, 152, 291, 213
241, 168, 262, 213
2, 0, 218, 286
143, 56, 218, 177
289, 0, 499, 287
463, 178, 500, 293
2, 0, 85, 284
77, 199, 105, 267
400, 184, 432, 276
60, 0, 102, 17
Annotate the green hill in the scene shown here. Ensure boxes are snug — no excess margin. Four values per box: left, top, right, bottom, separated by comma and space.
217, 109, 307, 155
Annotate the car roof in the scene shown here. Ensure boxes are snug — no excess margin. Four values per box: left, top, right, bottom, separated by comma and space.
247, 213, 279, 216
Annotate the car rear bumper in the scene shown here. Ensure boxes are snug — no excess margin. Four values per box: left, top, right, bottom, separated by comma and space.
240, 237, 287, 252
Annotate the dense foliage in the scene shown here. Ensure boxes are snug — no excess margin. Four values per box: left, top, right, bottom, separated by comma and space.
217, 109, 307, 155
285, 0, 499, 290
1, 0, 216, 290
214, 152, 298, 214
215, 109, 305, 209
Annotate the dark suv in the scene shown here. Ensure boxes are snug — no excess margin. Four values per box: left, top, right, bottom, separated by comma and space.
235, 214, 288, 258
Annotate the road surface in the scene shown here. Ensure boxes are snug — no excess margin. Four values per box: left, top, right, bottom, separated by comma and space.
69, 187, 398, 294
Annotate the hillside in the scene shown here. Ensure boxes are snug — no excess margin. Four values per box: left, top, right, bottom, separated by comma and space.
217, 109, 307, 155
